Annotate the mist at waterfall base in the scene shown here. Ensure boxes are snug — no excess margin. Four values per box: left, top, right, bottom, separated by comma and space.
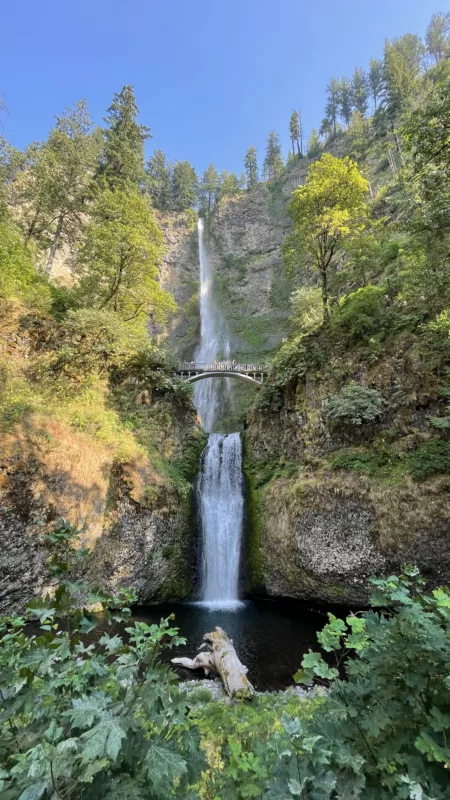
130, 218, 329, 691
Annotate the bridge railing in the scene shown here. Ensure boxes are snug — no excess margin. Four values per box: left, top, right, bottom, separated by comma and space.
178, 361, 268, 374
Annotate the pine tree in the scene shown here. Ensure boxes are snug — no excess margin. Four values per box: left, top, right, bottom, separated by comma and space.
244, 146, 258, 189
99, 85, 150, 190
368, 59, 384, 109
325, 79, 340, 136
146, 150, 173, 211
339, 78, 353, 125
352, 68, 369, 116
217, 170, 242, 202
289, 111, 301, 157
200, 164, 220, 213
383, 35, 425, 115
425, 12, 450, 64
171, 161, 198, 212
319, 118, 332, 139
263, 131, 283, 180
306, 129, 321, 158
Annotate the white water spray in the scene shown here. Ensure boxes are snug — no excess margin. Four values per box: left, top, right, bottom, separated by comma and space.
193, 219, 244, 608
197, 433, 244, 607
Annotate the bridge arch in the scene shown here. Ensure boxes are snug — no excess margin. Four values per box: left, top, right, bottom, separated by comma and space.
183, 371, 263, 387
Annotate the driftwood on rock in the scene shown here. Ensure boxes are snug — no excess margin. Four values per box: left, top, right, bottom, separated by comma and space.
172, 626, 255, 699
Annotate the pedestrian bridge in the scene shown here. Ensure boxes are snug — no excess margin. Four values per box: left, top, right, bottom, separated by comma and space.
176, 362, 268, 387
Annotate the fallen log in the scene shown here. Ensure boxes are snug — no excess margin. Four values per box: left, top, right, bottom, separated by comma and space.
172, 626, 255, 699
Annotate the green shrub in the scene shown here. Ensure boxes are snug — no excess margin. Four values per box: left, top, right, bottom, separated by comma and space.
271, 336, 307, 386
334, 285, 385, 342
407, 439, 450, 480
323, 384, 385, 426
0, 525, 204, 799
0, 218, 51, 310
286, 567, 450, 798
331, 450, 391, 475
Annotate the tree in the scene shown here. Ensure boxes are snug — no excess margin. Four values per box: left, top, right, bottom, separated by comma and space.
306, 129, 322, 158
146, 150, 173, 211
289, 110, 301, 157
425, 12, 450, 64
368, 59, 384, 109
325, 78, 340, 136
15, 100, 100, 275
244, 146, 258, 189
338, 78, 353, 125
199, 164, 220, 212
383, 34, 425, 114
263, 130, 283, 180
319, 118, 332, 139
217, 170, 241, 202
286, 154, 369, 323
99, 85, 150, 189
351, 67, 369, 115
75, 188, 175, 325
171, 160, 198, 212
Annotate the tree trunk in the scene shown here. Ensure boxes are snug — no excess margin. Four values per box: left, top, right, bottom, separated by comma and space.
172, 626, 255, 699
320, 266, 329, 324
45, 213, 64, 276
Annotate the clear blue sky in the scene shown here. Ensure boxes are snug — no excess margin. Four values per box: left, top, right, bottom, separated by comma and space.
1, 0, 447, 177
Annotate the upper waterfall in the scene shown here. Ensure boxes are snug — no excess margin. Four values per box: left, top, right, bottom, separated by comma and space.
193, 218, 227, 433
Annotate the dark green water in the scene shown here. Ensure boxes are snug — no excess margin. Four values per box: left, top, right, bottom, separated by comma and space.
130, 598, 330, 692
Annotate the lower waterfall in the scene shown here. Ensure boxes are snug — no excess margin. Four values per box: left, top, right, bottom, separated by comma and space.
192, 218, 245, 608
197, 433, 244, 608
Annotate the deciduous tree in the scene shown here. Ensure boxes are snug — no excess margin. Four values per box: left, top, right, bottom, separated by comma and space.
75, 188, 174, 325
15, 100, 100, 275
286, 154, 369, 323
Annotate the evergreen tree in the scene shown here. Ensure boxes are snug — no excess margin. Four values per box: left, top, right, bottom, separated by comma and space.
244, 146, 258, 189
263, 130, 283, 180
368, 59, 384, 109
289, 110, 301, 157
383, 34, 425, 114
339, 78, 353, 125
171, 161, 198, 212
146, 150, 173, 212
306, 129, 321, 158
351, 67, 369, 115
16, 100, 100, 275
319, 118, 332, 139
199, 164, 220, 213
325, 78, 340, 136
217, 170, 241, 202
425, 12, 450, 64
99, 85, 150, 189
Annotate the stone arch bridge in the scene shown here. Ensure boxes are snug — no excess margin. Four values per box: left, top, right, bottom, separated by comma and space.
176, 361, 268, 387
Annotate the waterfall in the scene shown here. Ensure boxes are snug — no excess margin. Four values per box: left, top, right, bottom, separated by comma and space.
197, 433, 244, 607
193, 218, 244, 609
